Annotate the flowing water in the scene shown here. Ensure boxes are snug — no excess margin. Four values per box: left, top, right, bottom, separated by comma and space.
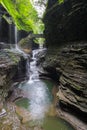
15, 49, 75, 130
9, 24, 23, 53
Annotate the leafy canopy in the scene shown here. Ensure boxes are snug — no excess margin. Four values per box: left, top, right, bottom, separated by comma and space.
0, 0, 44, 33
58, 0, 64, 4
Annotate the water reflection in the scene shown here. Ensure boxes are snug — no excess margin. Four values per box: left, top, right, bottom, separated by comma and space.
17, 80, 75, 130
19, 80, 52, 120
16, 49, 75, 130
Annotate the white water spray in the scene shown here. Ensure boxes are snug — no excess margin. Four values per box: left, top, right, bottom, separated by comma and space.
28, 49, 40, 83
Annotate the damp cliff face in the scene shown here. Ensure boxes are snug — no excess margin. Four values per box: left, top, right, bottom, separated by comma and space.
42, 0, 87, 128
0, 49, 27, 102
44, 0, 87, 47
43, 43, 87, 112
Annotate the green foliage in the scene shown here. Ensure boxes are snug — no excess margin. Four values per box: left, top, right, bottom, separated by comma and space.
34, 38, 45, 44
1, 0, 38, 32
3, 15, 12, 24
33, 20, 45, 44
34, 19, 45, 34
58, 0, 64, 4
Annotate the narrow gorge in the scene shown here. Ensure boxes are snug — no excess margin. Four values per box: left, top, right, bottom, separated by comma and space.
40, 0, 87, 129
0, 0, 87, 130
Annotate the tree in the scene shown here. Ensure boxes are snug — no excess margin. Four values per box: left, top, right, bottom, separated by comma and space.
0, 0, 39, 33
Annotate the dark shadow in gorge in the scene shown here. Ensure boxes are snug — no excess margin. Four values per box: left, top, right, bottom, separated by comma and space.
58, 101, 87, 123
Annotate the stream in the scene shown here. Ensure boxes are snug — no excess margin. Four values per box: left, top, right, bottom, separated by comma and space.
15, 49, 75, 130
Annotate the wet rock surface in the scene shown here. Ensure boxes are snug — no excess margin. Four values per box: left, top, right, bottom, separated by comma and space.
18, 33, 39, 54
0, 102, 33, 130
43, 0, 87, 129
0, 42, 10, 49
18, 34, 32, 54
41, 43, 87, 130
0, 49, 27, 103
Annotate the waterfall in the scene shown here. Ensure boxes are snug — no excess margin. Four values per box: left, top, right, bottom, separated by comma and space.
9, 23, 18, 50
26, 57, 30, 79
28, 47, 46, 83
39, 44, 43, 49
9, 24, 30, 79
14, 25, 20, 51
14, 26, 30, 79
9, 24, 23, 53
28, 49, 40, 83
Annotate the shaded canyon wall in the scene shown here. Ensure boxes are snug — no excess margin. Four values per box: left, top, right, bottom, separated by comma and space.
43, 0, 87, 121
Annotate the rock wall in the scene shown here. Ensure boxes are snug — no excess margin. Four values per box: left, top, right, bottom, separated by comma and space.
0, 49, 27, 102
42, 0, 87, 126
43, 0, 87, 47
43, 43, 87, 110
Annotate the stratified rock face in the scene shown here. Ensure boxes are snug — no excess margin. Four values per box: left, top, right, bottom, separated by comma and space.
42, 43, 87, 116
0, 49, 27, 100
58, 44, 87, 113
44, 0, 87, 47
43, 0, 87, 116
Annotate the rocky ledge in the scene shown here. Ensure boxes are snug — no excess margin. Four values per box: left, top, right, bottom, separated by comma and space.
42, 0, 87, 129
0, 49, 28, 106
40, 42, 87, 129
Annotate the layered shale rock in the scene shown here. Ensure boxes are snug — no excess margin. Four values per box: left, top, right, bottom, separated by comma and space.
0, 49, 27, 102
42, 43, 87, 128
42, 0, 87, 128
58, 44, 87, 113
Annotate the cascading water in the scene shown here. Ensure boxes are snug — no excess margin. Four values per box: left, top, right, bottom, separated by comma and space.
9, 23, 30, 80
28, 47, 46, 82
17, 49, 53, 121
28, 49, 40, 83
9, 24, 23, 53
14, 25, 23, 53
15, 48, 75, 130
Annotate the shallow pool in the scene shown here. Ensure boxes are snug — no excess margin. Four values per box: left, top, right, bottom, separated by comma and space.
15, 79, 75, 130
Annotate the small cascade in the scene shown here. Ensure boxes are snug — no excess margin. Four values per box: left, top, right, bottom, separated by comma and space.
28, 49, 40, 83
9, 24, 30, 80
9, 24, 24, 54
26, 57, 30, 79
28, 46, 47, 83
39, 43, 43, 49
13, 25, 21, 52
14, 47, 75, 130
